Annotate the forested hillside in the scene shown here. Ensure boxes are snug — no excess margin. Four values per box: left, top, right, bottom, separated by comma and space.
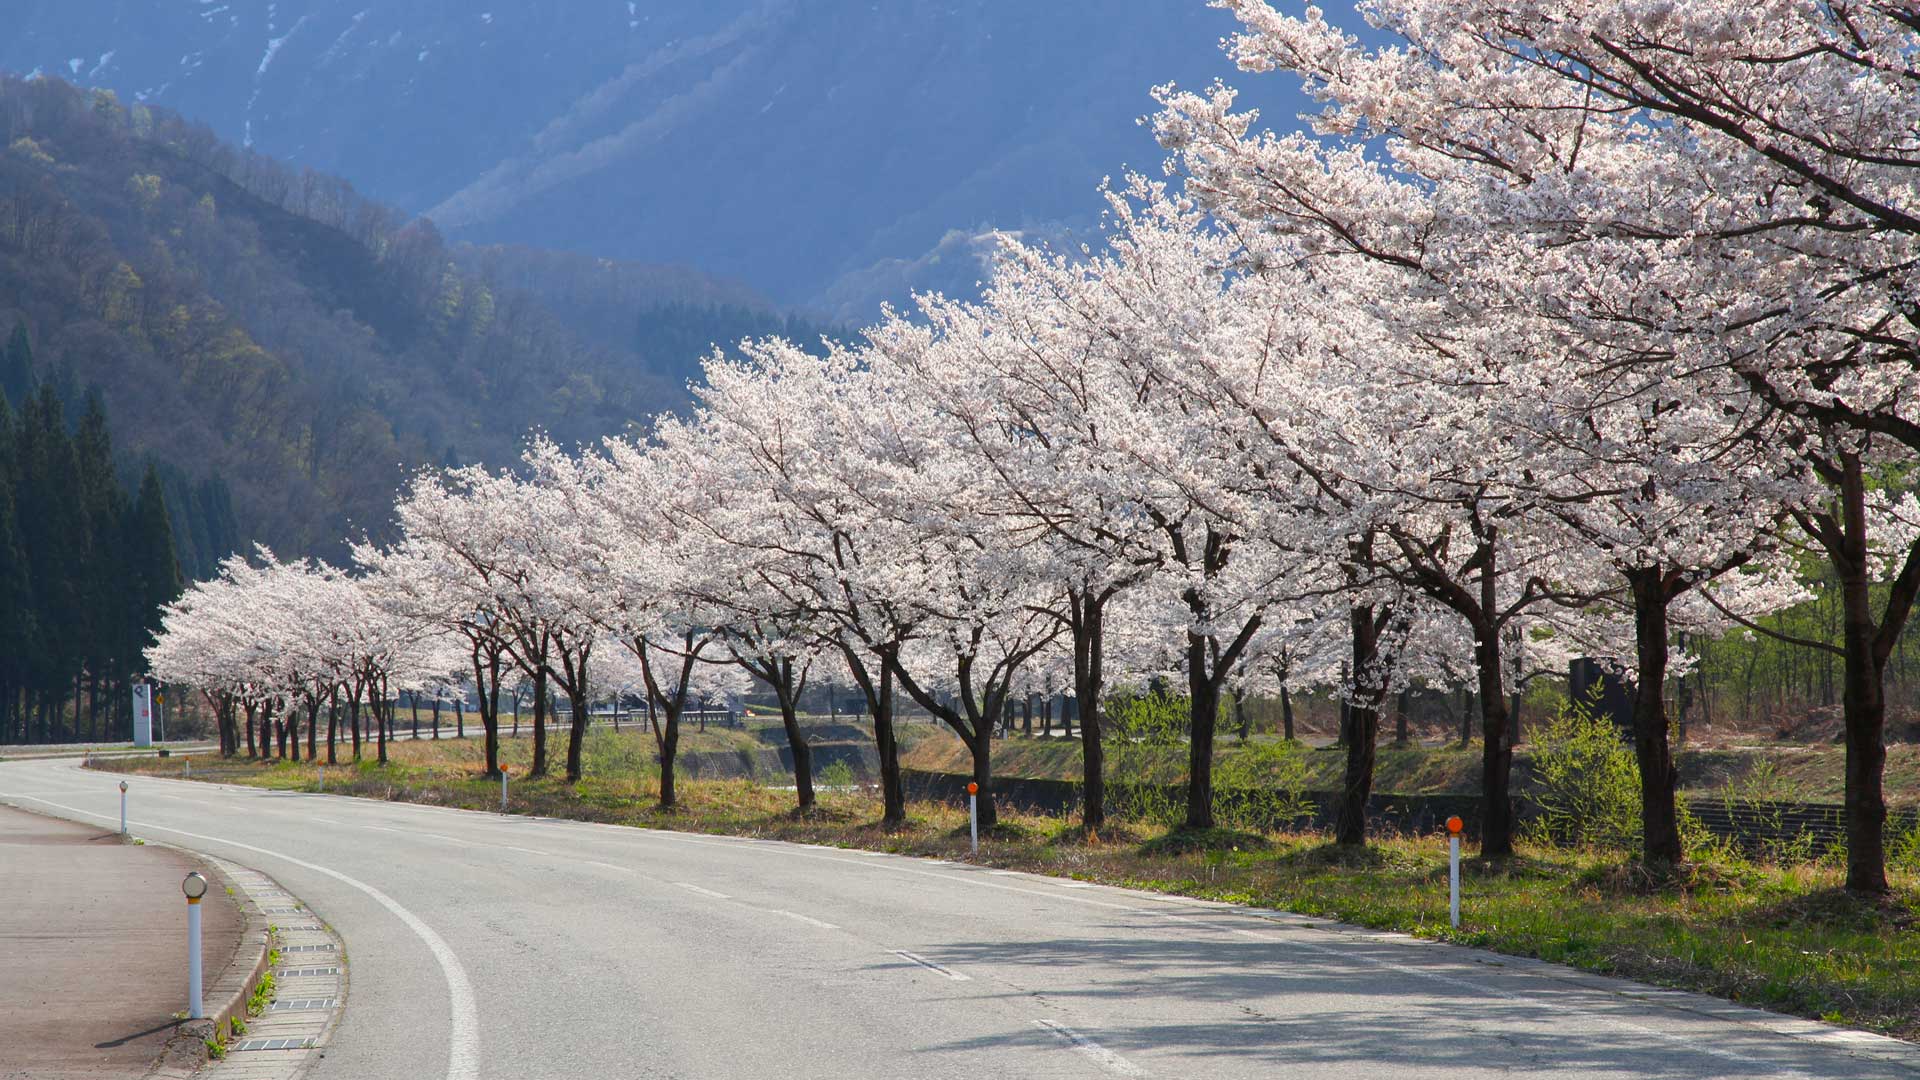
0, 75, 811, 555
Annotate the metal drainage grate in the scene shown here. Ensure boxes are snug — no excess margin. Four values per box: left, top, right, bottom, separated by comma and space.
280, 967, 339, 977
282, 944, 335, 952
232, 1038, 315, 1051
269, 998, 336, 1011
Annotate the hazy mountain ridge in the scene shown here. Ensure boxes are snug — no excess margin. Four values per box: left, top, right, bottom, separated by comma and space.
0, 74, 816, 557
1, 1, 1283, 319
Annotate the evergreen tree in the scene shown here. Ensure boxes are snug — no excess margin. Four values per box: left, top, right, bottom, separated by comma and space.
0, 323, 32, 409
0, 396, 36, 741
16, 385, 85, 738
72, 389, 121, 736
125, 464, 181, 663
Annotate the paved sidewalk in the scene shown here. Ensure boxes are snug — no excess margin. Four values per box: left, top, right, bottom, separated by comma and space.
0, 805, 242, 1079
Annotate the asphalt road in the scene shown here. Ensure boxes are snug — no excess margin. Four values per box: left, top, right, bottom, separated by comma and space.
1, 758, 1910, 1080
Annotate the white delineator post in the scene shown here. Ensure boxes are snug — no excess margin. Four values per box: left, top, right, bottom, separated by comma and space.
967, 781, 979, 856
1446, 815, 1463, 929
500, 766, 509, 815
182, 872, 208, 1019
119, 780, 128, 836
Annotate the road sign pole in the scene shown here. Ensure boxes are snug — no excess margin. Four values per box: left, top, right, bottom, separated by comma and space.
183, 873, 207, 1019
119, 780, 128, 836
501, 768, 509, 815
966, 781, 979, 856
1446, 815, 1463, 929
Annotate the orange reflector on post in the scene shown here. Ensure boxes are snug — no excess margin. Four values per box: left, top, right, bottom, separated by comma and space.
1446, 815, 1464, 835
966, 782, 979, 795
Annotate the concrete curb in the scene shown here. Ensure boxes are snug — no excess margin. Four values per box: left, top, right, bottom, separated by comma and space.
144, 852, 276, 1078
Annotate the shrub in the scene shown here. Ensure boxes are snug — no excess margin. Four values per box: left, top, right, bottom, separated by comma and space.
1526, 700, 1640, 851
816, 759, 855, 788
1214, 740, 1313, 831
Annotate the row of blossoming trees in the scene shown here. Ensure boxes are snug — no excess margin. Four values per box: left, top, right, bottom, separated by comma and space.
147, 2, 1917, 894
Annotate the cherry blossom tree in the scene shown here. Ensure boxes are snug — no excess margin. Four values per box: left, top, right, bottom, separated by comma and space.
1154, 0, 1919, 887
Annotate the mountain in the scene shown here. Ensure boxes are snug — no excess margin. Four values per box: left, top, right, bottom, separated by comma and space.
0, 1, 1299, 321
0, 73, 831, 559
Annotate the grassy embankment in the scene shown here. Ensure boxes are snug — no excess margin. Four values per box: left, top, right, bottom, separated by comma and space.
899, 729, 1920, 805
94, 726, 1919, 1042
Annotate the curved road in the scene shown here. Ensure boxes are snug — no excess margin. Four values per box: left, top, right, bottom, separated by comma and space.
2, 758, 1909, 1079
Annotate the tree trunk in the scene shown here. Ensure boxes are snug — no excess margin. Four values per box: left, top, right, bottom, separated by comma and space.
1071, 594, 1108, 831
565, 686, 590, 783
1394, 687, 1411, 747
483, 667, 500, 779
847, 648, 905, 825
776, 665, 815, 813
967, 726, 998, 830
242, 700, 257, 758
306, 697, 317, 761
326, 687, 338, 765
1281, 685, 1294, 741
1833, 462, 1892, 894
472, 646, 501, 779
653, 690, 682, 810
1474, 630, 1514, 858
1336, 606, 1383, 847
876, 661, 905, 824
529, 667, 549, 778
1628, 568, 1683, 869
1185, 631, 1220, 831
349, 692, 361, 761
375, 683, 389, 765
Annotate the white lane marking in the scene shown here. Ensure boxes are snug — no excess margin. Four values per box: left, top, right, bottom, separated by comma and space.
1034, 1020, 1145, 1076
6, 793, 480, 1080
1057, 880, 1098, 888
892, 950, 969, 981
672, 881, 729, 899
631, 830, 1145, 912
352, 822, 564, 864
764, 908, 839, 930
1224, 924, 1802, 1079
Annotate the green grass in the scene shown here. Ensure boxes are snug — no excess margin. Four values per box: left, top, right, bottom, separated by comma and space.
900, 727, 1920, 805
94, 729, 1920, 1042
245, 965, 276, 1018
